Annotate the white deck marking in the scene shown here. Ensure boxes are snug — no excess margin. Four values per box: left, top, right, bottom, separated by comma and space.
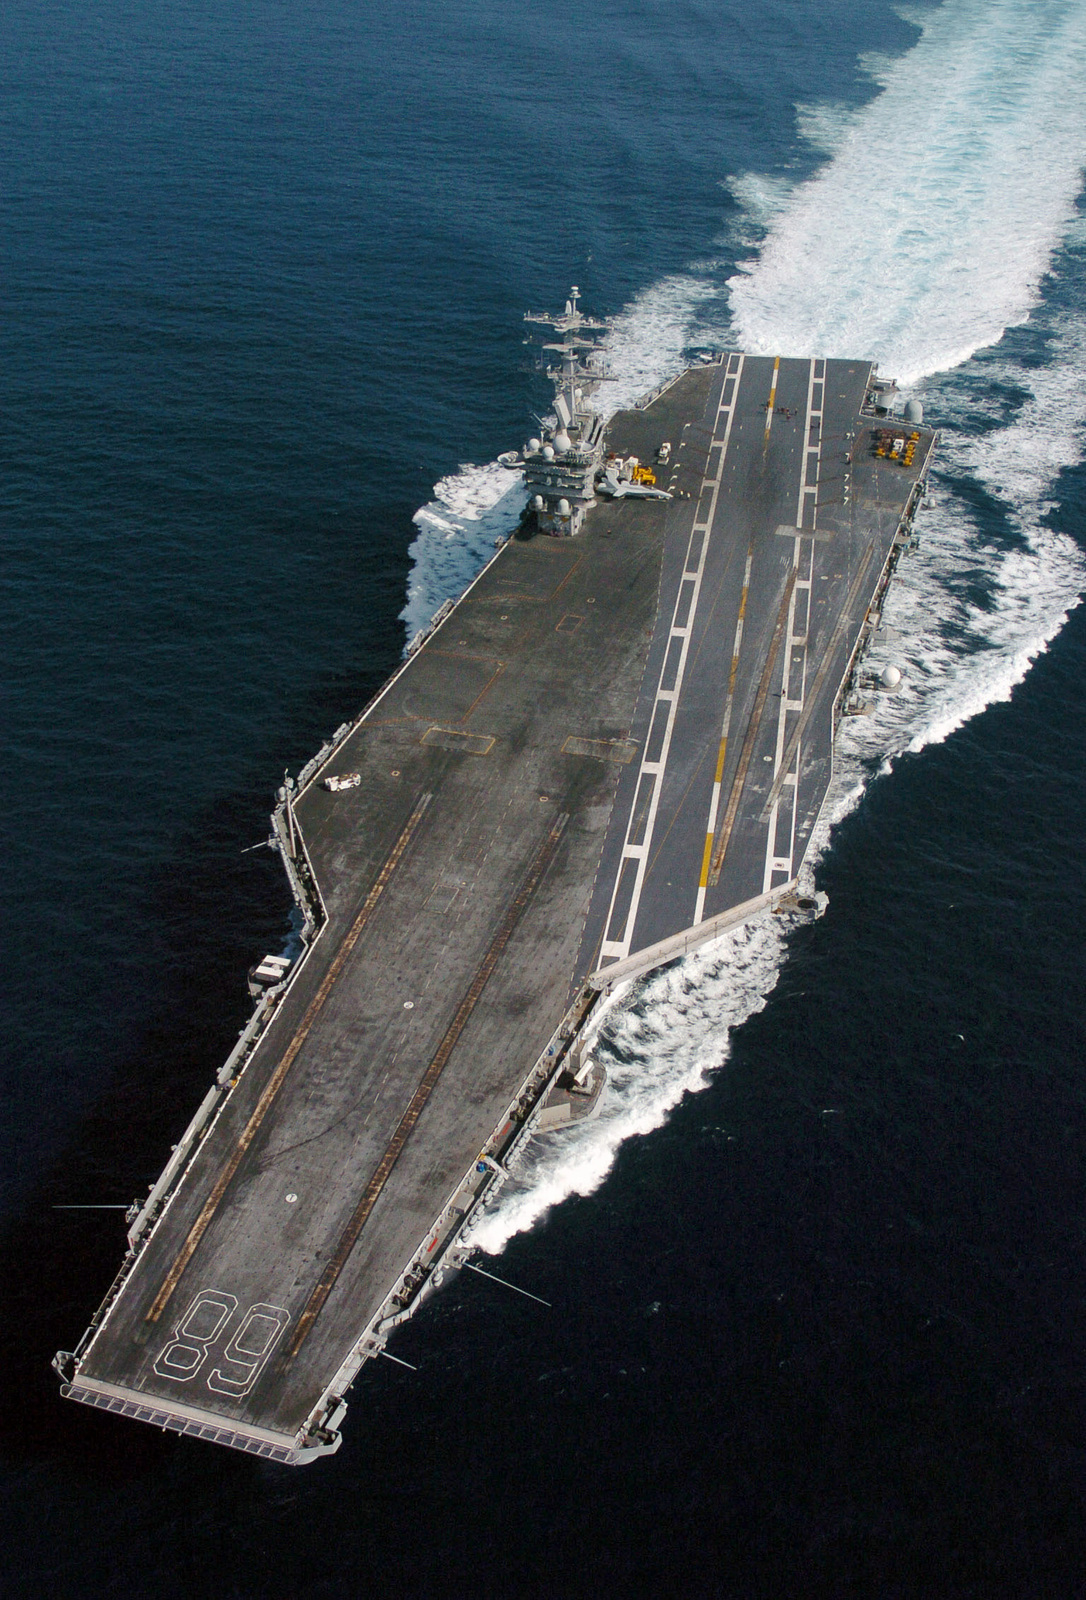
599, 355, 745, 961
153, 1290, 291, 1398
762, 355, 781, 452
694, 358, 825, 920
207, 1303, 290, 1397
762, 358, 822, 892
153, 1289, 238, 1384
693, 537, 754, 925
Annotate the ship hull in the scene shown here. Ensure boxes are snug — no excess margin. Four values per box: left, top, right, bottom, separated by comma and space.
58, 357, 933, 1462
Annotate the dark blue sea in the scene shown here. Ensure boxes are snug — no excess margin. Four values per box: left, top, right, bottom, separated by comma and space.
4, 0, 1086, 1593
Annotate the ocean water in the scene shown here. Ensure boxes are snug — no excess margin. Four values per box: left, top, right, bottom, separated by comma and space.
3, 1, 1086, 1594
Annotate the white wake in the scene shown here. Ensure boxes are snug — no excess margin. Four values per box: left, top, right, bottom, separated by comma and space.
834, 321, 1086, 781
400, 463, 526, 645
464, 916, 790, 1255
728, 0, 1086, 383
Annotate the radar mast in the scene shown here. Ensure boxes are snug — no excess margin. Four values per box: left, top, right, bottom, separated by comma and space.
521, 287, 612, 536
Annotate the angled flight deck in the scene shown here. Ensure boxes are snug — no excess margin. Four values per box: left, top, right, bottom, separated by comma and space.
58, 355, 934, 1463
578, 352, 926, 978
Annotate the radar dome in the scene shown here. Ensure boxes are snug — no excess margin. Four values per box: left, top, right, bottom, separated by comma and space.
903, 399, 924, 424
531, 494, 544, 510
557, 498, 571, 516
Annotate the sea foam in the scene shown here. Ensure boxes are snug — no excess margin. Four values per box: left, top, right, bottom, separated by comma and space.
727, 0, 1086, 383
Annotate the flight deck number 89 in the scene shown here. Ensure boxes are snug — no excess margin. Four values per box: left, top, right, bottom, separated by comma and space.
153, 1289, 290, 1397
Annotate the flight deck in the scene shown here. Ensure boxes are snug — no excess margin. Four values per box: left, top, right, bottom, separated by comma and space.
57, 352, 934, 1463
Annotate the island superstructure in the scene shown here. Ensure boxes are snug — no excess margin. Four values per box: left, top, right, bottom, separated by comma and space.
56, 294, 935, 1463
520, 287, 611, 535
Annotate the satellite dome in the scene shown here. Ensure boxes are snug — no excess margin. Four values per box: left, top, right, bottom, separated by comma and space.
553, 429, 572, 454
542, 445, 555, 460
527, 437, 542, 454
903, 399, 924, 424
880, 665, 902, 690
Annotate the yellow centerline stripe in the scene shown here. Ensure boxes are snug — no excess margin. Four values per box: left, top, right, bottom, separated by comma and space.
698, 830, 715, 890
601, 356, 745, 955
708, 568, 797, 886
696, 549, 752, 892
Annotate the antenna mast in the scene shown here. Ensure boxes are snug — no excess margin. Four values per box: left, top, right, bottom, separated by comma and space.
520, 287, 613, 537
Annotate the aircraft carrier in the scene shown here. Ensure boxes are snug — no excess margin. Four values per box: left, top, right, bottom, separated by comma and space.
55, 292, 935, 1463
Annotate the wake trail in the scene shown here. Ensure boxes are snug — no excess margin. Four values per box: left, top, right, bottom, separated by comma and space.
728, 0, 1086, 381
